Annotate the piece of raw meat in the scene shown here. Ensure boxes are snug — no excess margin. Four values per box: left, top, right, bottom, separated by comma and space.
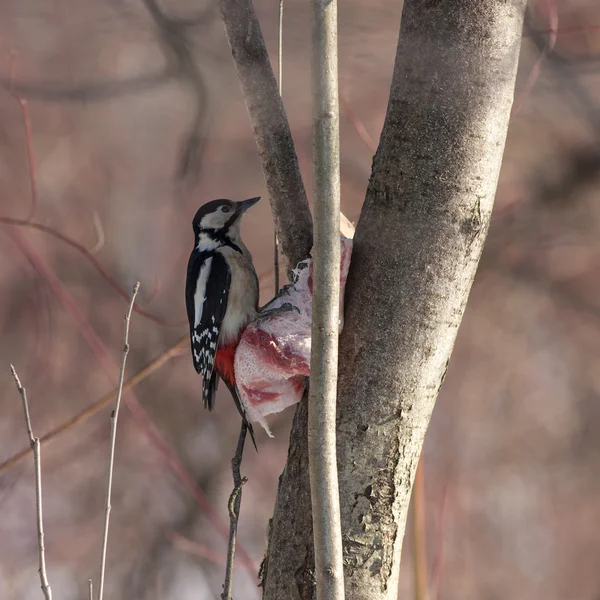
234, 237, 353, 436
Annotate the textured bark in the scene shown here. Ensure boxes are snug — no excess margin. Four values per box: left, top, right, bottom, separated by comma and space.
263, 1, 527, 599
217, 0, 313, 273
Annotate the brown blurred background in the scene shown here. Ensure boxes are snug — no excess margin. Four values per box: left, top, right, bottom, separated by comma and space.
1, 0, 600, 598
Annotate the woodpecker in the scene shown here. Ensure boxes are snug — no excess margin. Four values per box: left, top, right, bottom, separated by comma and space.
185, 197, 260, 448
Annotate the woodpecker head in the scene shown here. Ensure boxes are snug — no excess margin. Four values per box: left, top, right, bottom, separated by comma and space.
192, 197, 260, 248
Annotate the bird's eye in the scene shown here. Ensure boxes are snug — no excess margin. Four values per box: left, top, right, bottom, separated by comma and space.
221, 206, 232, 213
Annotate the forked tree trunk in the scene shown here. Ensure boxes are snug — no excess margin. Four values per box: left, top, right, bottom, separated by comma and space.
262, 1, 527, 599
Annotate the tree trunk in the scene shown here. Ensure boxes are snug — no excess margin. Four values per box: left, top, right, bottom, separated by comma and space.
262, 1, 527, 599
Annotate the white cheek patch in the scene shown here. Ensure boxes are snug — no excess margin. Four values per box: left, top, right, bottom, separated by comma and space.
193, 257, 213, 327
196, 233, 220, 251
200, 210, 230, 230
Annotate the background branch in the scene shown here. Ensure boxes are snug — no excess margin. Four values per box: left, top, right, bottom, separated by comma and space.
0, 70, 175, 102
141, 0, 211, 183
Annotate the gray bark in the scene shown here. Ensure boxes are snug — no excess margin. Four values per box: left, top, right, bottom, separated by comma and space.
309, 0, 345, 597
217, 0, 313, 273
262, 1, 527, 599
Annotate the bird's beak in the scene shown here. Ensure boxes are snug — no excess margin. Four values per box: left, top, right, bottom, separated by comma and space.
237, 196, 261, 214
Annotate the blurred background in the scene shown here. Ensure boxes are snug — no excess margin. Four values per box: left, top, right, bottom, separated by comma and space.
0, 0, 599, 598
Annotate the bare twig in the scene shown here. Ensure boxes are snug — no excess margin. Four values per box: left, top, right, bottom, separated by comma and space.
97, 282, 140, 600
222, 421, 249, 600
273, 232, 280, 294
9, 366, 53, 600
7, 52, 38, 222
278, 0, 284, 96
217, 0, 313, 273
273, 0, 285, 293
88, 579, 93, 600
308, 0, 345, 598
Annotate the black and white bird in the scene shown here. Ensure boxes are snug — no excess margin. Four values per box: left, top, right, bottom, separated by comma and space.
185, 197, 260, 446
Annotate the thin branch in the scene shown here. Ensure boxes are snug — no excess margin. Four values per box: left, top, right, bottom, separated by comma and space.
222, 421, 249, 600
278, 0, 284, 96
9, 366, 53, 600
97, 282, 140, 600
273, 0, 284, 293
88, 579, 93, 600
7, 52, 38, 222
217, 0, 313, 273
308, 0, 345, 598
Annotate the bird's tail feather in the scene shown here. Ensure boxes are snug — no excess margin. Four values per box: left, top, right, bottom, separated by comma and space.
204, 369, 219, 410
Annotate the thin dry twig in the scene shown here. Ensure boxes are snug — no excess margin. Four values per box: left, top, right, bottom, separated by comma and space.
9, 365, 53, 600
222, 421, 249, 600
273, 0, 284, 293
7, 51, 38, 222
308, 0, 345, 597
97, 282, 140, 600
88, 579, 93, 600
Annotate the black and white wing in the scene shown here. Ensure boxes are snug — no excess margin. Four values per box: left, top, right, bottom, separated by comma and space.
185, 250, 231, 409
